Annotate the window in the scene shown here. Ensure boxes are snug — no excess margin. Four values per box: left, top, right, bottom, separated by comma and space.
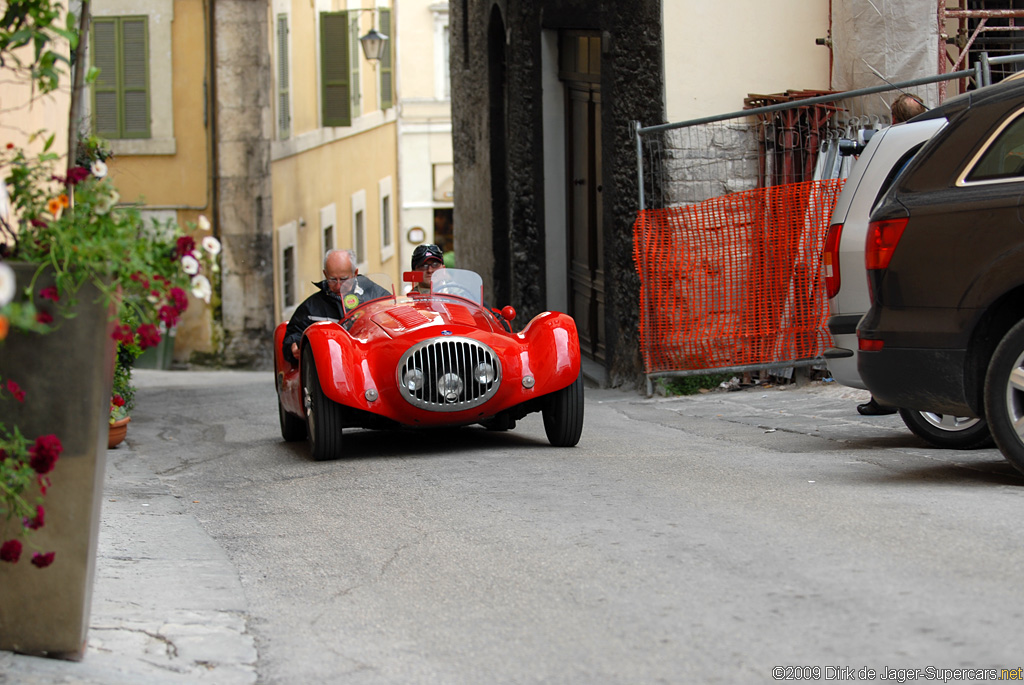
276, 14, 291, 140
320, 203, 337, 258
379, 7, 394, 109
965, 110, 1024, 184
91, 16, 150, 139
283, 245, 296, 307
320, 11, 351, 127
352, 190, 367, 269
379, 177, 394, 262
278, 221, 299, 313
430, 4, 449, 100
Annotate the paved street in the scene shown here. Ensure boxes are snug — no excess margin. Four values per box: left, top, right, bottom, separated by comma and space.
3, 369, 1024, 684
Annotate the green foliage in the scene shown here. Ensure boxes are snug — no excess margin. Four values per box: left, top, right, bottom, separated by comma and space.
0, 0, 75, 95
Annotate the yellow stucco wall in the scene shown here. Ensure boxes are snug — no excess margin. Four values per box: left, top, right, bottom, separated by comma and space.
103, 0, 209, 209
663, 0, 831, 122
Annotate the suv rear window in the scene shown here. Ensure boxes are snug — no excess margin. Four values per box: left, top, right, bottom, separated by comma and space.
965, 109, 1024, 182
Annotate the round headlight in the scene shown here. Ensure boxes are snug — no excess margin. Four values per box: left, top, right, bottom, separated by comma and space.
403, 368, 424, 391
437, 372, 464, 403
473, 362, 495, 384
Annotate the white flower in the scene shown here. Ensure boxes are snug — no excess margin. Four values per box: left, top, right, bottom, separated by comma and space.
90, 159, 108, 178
181, 254, 200, 275
202, 235, 221, 256
191, 274, 212, 303
0, 176, 10, 223
198, 215, 211, 231
0, 262, 15, 306
94, 189, 119, 216
191, 249, 203, 262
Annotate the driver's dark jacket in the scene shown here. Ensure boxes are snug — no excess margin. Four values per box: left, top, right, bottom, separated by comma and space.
282, 276, 389, 364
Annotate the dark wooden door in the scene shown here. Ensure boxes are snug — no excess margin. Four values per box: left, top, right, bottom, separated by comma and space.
567, 81, 605, 363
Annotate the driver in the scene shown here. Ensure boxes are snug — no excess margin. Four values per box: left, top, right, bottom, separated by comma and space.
409, 243, 445, 294
282, 248, 389, 364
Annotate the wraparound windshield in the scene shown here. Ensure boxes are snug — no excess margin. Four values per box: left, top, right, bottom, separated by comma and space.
428, 268, 484, 306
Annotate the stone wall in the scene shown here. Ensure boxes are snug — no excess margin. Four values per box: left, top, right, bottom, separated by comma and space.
214, 0, 274, 368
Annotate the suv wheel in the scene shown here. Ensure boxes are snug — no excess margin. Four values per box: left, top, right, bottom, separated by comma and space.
897, 408, 992, 450
984, 319, 1024, 474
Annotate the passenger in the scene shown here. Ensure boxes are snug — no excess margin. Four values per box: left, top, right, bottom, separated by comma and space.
409, 243, 445, 294
282, 248, 389, 364
891, 93, 927, 124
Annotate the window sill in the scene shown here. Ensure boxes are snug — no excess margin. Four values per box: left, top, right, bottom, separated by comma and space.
110, 138, 177, 156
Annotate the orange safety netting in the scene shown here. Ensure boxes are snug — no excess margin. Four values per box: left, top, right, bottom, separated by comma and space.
633, 178, 845, 375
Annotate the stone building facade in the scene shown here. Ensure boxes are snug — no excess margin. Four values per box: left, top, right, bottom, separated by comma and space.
450, 0, 665, 388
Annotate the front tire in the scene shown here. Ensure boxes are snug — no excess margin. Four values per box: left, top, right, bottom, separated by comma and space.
985, 319, 1024, 475
542, 371, 584, 447
302, 346, 344, 461
897, 408, 992, 450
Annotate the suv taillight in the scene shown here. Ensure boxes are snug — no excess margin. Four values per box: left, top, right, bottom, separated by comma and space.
865, 217, 908, 270
824, 223, 843, 298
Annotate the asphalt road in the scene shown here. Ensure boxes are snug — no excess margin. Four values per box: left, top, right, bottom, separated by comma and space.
83, 370, 1024, 682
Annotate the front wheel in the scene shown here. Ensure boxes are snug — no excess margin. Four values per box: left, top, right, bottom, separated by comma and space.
302, 346, 344, 461
897, 408, 992, 450
542, 371, 584, 447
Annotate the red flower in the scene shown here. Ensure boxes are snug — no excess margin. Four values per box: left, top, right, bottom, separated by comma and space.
158, 305, 180, 327
65, 166, 90, 185
28, 434, 62, 474
137, 323, 161, 350
0, 539, 22, 563
175, 235, 196, 258
36, 311, 53, 324
112, 324, 135, 344
169, 287, 189, 312
31, 551, 55, 568
112, 394, 126, 407
5, 379, 25, 402
23, 505, 45, 530
39, 286, 60, 302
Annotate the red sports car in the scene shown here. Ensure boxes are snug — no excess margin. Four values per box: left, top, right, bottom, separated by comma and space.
274, 268, 584, 460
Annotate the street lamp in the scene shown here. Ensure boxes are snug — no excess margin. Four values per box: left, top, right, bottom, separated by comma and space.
359, 26, 388, 62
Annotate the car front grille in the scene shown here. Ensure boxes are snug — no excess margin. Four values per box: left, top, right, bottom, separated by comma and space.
397, 336, 501, 411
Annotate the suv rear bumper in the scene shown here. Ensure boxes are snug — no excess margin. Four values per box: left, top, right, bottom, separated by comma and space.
857, 347, 976, 416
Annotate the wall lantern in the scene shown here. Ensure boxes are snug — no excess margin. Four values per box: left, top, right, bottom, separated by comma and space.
360, 27, 388, 62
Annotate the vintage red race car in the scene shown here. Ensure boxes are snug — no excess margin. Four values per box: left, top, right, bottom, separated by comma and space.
273, 268, 584, 460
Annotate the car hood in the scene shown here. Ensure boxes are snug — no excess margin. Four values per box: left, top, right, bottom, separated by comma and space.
345, 298, 503, 340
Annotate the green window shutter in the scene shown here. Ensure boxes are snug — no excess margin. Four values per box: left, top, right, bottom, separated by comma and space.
120, 18, 150, 138
379, 8, 393, 110
349, 17, 361, 115
277, 14, 291, 139
90, 16, 150, 139
92, 18, 119, 137
320, 11, 351, 127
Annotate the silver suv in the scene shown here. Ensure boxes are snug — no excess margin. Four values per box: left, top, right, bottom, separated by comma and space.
824, 116, 993, 449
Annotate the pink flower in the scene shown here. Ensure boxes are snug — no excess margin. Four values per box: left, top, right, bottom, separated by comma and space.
5, 379, 24, 402
31, 551, 55, 568
23, 505, 44, 530
65, 166, 90, 185
36, 311, 53, 324
0, 539, 22, 563
137, 323, 161, 350
28, 434, 62, 474
39, 285, 60, 302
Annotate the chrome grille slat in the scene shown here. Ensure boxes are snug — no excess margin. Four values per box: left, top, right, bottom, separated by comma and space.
398, 336, 501, 412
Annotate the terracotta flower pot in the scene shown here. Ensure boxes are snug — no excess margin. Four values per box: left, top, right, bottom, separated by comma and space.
107, 416, 131, 449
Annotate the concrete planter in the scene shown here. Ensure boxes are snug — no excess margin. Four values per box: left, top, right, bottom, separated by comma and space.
0, 263, 115, 659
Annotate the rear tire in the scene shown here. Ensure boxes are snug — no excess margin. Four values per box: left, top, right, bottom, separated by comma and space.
897, 408, 992, 450
542, 371, 584, 447
302, 346, 344, 461
984, 319, 1024, 475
